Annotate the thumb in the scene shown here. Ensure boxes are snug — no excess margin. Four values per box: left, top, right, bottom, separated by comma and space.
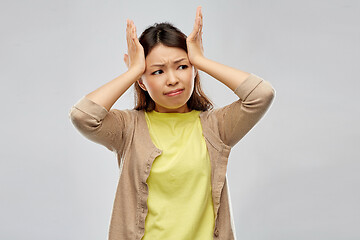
124, 54, 129, 68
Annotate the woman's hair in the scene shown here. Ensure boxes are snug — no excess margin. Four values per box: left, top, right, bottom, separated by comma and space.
134, 22, 213, 111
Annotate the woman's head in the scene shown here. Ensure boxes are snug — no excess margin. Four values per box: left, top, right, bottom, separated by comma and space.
134, 22, 213, 112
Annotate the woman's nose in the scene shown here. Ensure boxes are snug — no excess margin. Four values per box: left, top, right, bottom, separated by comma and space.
166, 71, 179, 85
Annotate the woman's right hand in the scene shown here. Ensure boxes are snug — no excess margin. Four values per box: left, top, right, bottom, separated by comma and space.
124, 19, 145, 76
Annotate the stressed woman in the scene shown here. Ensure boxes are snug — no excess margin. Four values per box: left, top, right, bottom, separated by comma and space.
69, 6, 275, 240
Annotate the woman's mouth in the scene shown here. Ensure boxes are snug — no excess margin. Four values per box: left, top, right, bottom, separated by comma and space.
165, 89, 184, 96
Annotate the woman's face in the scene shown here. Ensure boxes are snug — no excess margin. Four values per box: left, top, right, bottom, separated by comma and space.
139, 44, 196, 113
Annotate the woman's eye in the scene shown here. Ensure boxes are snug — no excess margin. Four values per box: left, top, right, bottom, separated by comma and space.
178, 65, 188, 70
152, 70, 163, 75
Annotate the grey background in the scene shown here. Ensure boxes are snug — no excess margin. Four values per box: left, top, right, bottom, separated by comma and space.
1, 0, 359, 239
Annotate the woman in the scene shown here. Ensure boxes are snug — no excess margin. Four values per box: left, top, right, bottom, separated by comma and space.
70, 6, 275, 240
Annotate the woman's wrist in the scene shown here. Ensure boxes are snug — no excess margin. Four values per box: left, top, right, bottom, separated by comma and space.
191, 56, 209, 72
127, 67, 145, 81
191, 55, 208, 71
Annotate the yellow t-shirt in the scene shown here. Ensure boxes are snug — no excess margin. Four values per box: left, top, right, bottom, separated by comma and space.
142, 110, 215, 240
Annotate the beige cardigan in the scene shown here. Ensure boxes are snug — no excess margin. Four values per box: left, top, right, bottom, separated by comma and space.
69, 73, 275, 240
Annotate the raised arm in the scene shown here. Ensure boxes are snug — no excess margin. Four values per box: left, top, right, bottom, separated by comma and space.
187, 7, 275, 147
86, 19, 145, 111
69, 20, 144, 152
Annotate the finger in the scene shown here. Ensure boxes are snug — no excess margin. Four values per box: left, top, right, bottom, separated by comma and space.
198, 17, 202, 36
126, 19, 131, 38
132, 21, 137, 41
194, 7, 201, 29
193, 16, 201, 39
129, 20, 137, 49
196, 8, 202, 37
133, 28, 142, 48
188, 23, 197, 41
130, 20, 134, 38
131, 21, 138, 38
131, 21, 138, 47
126, 19, 132, 49
126, 19, 129, 39
133, 22, 137, 39
129, 20, 133, 40
188, 7, 201, 41
199, 9, 203, 34
196, 17, 201, 40
187, 31, 195, 42
124, 54, 129, 67
195, 7, 202, 34
196, 6, 201, 19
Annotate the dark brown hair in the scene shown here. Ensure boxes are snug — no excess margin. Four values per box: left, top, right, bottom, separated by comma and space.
134, 22, 213, 111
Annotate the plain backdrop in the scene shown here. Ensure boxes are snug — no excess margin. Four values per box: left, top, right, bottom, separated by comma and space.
1, 0, 359, 239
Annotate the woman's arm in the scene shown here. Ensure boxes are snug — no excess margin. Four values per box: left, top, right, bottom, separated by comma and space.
212, 73, 275, 147
86, 68, 142, 111
86, 19, 145, 111
69, 20, 144, 152
188, 7, 275, 147
193, 58, 251, 91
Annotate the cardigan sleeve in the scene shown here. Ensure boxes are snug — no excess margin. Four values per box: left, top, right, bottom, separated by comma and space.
211, 73, 275, 147
68, 96, 127, 152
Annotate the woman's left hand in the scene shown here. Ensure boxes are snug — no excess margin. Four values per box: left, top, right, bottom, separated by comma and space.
187, 6, 205, 68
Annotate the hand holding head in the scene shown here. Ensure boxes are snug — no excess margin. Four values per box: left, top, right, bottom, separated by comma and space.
186, 6, 204, 67
124, 19, 146, 75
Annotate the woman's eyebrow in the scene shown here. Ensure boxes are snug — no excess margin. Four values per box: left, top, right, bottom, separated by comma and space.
150, 58, 187, 67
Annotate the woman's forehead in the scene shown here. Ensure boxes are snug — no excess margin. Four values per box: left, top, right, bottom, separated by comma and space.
146, 44, 188, 64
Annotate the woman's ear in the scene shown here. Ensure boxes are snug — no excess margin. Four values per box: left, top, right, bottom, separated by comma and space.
137, 78, 147, 91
